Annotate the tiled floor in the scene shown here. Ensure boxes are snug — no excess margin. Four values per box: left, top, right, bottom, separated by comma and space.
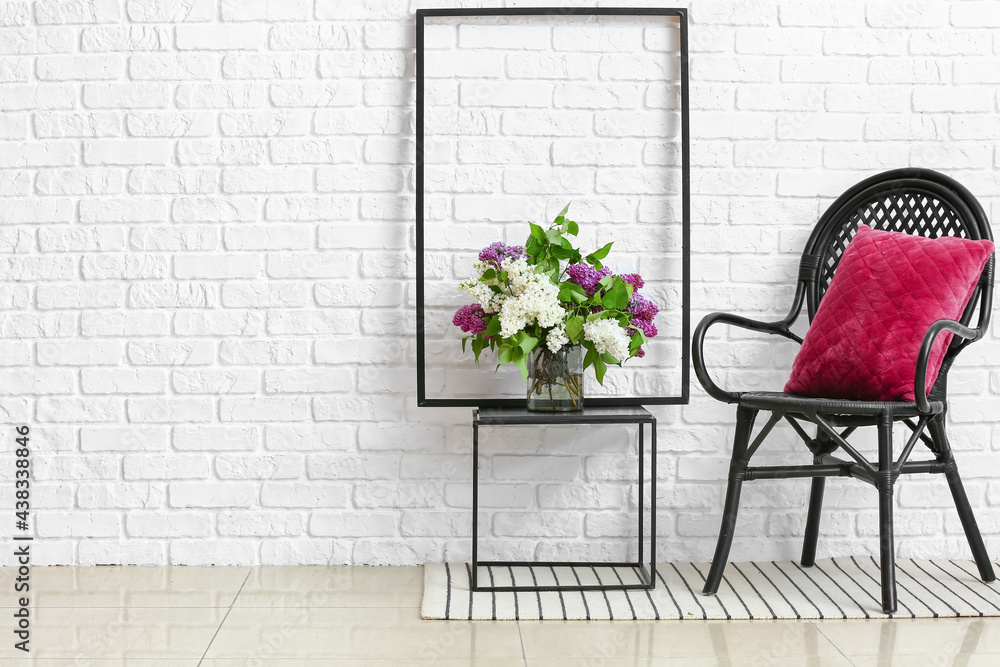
2, 565, 1000, 665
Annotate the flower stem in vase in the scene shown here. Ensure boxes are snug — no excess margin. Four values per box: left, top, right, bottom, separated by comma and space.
527, 344, 584, 412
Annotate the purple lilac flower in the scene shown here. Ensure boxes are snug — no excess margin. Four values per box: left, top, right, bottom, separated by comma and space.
566, 263, 611, 296
631, 319, 658, 338
453, 304, 488, 335
627, 293, 659, 338
619, 273, 645, 290
627, 293, 659, 322
479, 241, 526, 269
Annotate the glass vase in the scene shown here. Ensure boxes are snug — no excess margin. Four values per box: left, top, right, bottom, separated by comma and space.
527, 344, 584, 412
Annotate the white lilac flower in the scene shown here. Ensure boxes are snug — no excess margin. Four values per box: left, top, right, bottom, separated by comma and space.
497, 258, 563, 338
583, 319, 631, 361
546, 324, 568, 352
460, 257, 565, 339
458, 278, 501, 314
497, 281, 562, 337
459, 260, 505, 313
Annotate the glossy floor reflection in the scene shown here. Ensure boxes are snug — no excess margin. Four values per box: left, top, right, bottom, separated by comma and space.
1, 565, 999, 665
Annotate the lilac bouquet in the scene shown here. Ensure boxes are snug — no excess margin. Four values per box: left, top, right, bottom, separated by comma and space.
452, 204, 659, 388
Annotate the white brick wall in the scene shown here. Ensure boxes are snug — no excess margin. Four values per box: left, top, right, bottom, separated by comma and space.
0, 0, 999, 567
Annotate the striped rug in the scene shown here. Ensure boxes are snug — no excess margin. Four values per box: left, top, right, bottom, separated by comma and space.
422, 558, 1000, 620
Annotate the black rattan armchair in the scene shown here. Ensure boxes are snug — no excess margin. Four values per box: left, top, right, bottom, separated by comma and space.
693, 168, 996, 614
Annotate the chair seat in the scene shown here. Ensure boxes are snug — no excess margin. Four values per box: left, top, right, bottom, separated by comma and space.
737, 391, 944, 417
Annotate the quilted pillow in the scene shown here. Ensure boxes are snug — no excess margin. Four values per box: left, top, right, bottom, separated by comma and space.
785, 225, 994, 401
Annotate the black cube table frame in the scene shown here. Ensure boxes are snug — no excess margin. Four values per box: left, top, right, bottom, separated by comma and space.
472, 406, 657, 592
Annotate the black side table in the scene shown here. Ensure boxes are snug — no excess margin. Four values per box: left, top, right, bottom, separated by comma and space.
471, 406, 657, 592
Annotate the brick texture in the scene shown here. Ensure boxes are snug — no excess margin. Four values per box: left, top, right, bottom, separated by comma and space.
1, 1, 999, 567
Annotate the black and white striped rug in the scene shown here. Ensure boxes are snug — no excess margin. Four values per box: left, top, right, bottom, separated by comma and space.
422, 558, 1000, 620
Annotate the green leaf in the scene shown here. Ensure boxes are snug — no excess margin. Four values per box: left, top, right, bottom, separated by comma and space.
565, 315, 584, 343
554, 202, 571, 221
550, 244, 573, 260
525, 237, 542, 259
462, 337, 468, 354
583, 343, 597, 370
567, 219, 579, 236
529, 222, 546, 241
545, 228, 562, 245
601, 352, 620, 365
593, 355, 607, 385
586, 242, 613, 264
559, 281, 586, 295
498, 344, 513, 364
629, 332, 644, 356
600, 290, 616, 311
512, 353, 529, 380
484, 317, 501, 337
602, 278, 629, 311
559, 283, 587, 305
518, 333, 538, 355
481, 268, 496, 280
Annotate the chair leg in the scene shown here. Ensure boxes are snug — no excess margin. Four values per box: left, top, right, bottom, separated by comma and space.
801, 474, 825, 567
703, 406, 758, 595
803, 430, 837, 568
877, 415, 897, 614
929, 417, 996, 583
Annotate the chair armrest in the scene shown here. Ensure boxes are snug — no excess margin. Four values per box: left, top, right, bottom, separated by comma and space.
693, 312, 802, 404
914, 318, 982, 414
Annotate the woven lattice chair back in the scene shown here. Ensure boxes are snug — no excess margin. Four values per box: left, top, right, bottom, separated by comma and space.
803, 168, 994, 319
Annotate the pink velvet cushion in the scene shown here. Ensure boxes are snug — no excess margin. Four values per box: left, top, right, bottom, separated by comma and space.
785, 225, 994, 401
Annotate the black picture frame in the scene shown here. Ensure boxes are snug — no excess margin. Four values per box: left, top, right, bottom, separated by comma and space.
415, 6, 690, 408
